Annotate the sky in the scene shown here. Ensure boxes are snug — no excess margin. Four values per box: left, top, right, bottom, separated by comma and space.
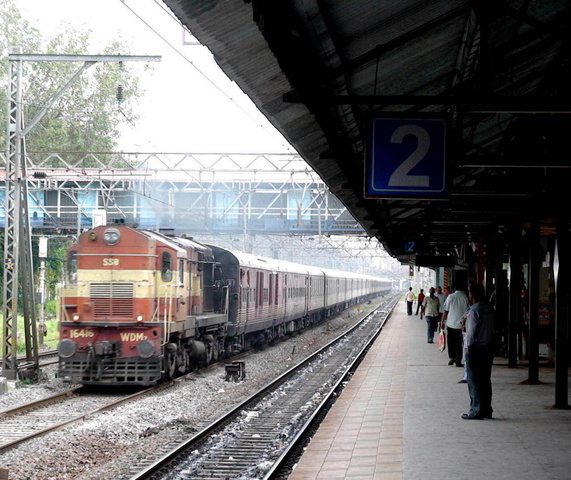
11, 0, 405, 273
16, 0, 293, 154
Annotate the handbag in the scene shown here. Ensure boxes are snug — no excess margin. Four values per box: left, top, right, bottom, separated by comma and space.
438, 327, 446, 352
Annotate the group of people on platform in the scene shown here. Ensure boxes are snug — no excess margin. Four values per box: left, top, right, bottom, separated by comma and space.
405, 283, 495, 420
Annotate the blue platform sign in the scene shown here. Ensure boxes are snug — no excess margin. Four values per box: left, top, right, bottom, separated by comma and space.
404, 241, 416, 253
365, 117, 447, 198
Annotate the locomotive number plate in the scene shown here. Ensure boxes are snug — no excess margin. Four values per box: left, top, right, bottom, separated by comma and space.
103, 258, 119, 266
120, 332, 148, 341
69, 328, 95, 339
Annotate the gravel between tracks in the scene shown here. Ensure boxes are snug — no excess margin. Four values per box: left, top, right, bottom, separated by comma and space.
0, 365, 71, 412
0, 302, 382, 480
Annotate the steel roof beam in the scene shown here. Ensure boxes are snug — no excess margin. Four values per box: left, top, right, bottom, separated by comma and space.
328, 4, 472, 78
285, 94, 571, 113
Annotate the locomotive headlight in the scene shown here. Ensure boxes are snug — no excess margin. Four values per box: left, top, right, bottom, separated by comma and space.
72, 313, 80, 321
103, 227, 121, 246
58, 339, 77, 358
137, 339, 155, 358
136, 315, 144, 322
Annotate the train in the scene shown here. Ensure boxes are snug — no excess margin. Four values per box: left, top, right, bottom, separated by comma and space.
57, 224, 392, 386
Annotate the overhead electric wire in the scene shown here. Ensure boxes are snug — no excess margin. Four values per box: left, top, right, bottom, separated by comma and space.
151, 0, 193, 35
118, 0, 295, 154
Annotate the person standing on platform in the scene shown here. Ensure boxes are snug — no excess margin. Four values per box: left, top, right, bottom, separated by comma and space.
462, 283, 495, 420
424, 287, 440, 343
441, 284, 469, 367
458, 312, 469, 384
405, 287, 415, 315
415, 289, 426, 317
435, 286, 447, 320
435, 285, 448, 352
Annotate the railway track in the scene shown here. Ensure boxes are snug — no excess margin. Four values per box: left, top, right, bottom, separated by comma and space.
0, 349, 59, 369
0, 296, 393, 478
0, 385, 157, 453
0, 347, 251, 454
123, 294, 400, 480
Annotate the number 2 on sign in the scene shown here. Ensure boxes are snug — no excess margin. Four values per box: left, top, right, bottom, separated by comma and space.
387, 125, 430, 187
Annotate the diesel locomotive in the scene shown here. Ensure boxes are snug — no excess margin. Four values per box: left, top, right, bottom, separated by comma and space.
58, 224, 392, 386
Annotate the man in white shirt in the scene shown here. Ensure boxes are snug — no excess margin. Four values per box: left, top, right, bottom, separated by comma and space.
441, 285, 469, 367
405, 287, 415, 315
424, 287, 440, 343
435, 286, 447, 318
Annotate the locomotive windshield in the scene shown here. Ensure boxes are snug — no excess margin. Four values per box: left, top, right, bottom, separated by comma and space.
161, 251, 173, 282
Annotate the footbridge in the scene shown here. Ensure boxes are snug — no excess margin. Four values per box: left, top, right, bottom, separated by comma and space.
0, 151, 400, 271
0, 152, 362, 237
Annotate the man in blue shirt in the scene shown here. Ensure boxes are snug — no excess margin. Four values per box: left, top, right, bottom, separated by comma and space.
462, 283, 495, 420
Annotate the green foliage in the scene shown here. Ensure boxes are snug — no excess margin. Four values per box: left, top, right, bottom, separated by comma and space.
0, 1, 148, 316
44, 299, 59, 318
42, 237, 74, 302
0, 224, 80, 315
0, 316, 60, 353
42, 318, 60, 349
0, 0, 146, 167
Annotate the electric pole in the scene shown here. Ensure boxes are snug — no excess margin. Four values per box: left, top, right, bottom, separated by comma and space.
1, 48, 160, 381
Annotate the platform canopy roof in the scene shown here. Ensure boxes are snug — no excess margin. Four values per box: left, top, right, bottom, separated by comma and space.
165, 0, 571, 265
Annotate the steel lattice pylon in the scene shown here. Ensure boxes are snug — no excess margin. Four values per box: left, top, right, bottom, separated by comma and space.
1, 50, 161, 380
2, 48, 38, 380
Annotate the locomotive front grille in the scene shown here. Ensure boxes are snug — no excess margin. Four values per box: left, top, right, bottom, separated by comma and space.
59, 356, 161, 385
90, 283, 134, 319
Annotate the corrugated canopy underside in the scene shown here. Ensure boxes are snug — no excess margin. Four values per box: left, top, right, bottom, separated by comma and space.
165, 0, 571, 263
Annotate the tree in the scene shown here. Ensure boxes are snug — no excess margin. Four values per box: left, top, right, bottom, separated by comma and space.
0, 233, 73, 313
0, 0, 146, 168
0, 0, 148, 309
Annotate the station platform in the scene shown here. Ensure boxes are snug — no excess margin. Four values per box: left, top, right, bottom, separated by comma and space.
288, 305, 571, 480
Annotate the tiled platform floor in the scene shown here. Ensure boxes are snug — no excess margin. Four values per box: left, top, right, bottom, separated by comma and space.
289, 303, 571, 480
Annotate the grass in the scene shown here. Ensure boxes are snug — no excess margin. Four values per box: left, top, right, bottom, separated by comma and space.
41, 319, 60, 350
0, 316, 59, 354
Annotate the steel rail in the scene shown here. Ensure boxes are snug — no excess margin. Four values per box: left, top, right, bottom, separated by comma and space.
263, 297, 399, 479
0, 387, 82, 418
0, 347, 250, 454
0, 379, 180, 454
127, 295, 398, 480
0, 349, 59, 367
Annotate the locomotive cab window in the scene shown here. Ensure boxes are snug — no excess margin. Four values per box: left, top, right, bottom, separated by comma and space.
161, 251, 173, 282
67, 250, 78, 284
